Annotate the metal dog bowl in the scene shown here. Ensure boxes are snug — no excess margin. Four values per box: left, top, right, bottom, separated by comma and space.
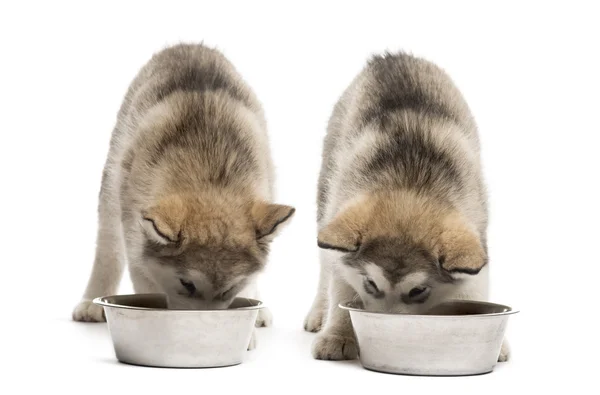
93, 293, 263, 368
340, 300, 518, 376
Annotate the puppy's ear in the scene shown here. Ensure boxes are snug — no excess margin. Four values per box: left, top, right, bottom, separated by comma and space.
252, 202, 295, 240
317, 209, 364, 253
141, 195, 186, 244
438, 218, 486, 275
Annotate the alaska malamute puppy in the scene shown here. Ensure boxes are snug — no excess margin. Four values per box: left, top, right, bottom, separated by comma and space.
304, 52, 506, 360
73, 44, 294, 348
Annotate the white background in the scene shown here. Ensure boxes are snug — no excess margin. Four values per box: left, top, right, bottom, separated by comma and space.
1, 1, 599, 393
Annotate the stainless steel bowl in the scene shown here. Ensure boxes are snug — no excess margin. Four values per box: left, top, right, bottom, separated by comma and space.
93, 293, 263, 368
340, 300, 518, 376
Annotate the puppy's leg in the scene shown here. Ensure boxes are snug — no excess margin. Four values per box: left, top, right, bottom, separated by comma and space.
238, 280, 272, 328
304, 250, 332, 332
72, 166, 125, 322
312, 273, 359, 360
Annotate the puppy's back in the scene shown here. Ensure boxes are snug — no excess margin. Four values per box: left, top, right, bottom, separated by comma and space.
117, 44, 264, 133
327, 52, 477, 147
319, 53, 485, 228
359, 53, 475, 130
115, 44, 273, 207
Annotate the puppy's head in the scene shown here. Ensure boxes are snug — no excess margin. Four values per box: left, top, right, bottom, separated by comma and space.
318, 192, 486, 313
140, 193, 294, 309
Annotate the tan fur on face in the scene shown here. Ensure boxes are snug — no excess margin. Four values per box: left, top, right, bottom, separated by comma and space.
141, 192, 294, 253
139, 192, 295, 292
438, 214, 486, 274
142, 193, 253, 246
318, 190, 486, 274
252, 201, 295, 239
317, 199, 367, 252
142, 195, 187, 242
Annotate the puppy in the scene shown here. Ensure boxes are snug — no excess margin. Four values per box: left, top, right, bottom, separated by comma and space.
73, 44, 294, 349
304, 52, 507, 361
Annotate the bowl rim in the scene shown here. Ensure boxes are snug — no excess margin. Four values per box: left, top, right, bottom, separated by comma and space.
339, 299, 519, 318
93, 293, 265, 312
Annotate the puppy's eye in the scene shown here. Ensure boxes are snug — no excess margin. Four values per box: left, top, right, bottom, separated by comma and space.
363, 278, 384, 298
179, 279, 196, 294
364, 279, 378, 293
407, 286, 430, 302
408, 286, 426, 298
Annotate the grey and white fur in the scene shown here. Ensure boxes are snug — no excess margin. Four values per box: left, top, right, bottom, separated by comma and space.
304, 52, 508, 361
72, 44, 294, 350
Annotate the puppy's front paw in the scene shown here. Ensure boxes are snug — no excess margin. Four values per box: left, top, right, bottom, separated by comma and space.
303, 305, 325, 333
247, 329, 257, 350
498, 340, 510, 362
312, 332, 358, 360
255, 307, 272, 327
72, 300, 105, 322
